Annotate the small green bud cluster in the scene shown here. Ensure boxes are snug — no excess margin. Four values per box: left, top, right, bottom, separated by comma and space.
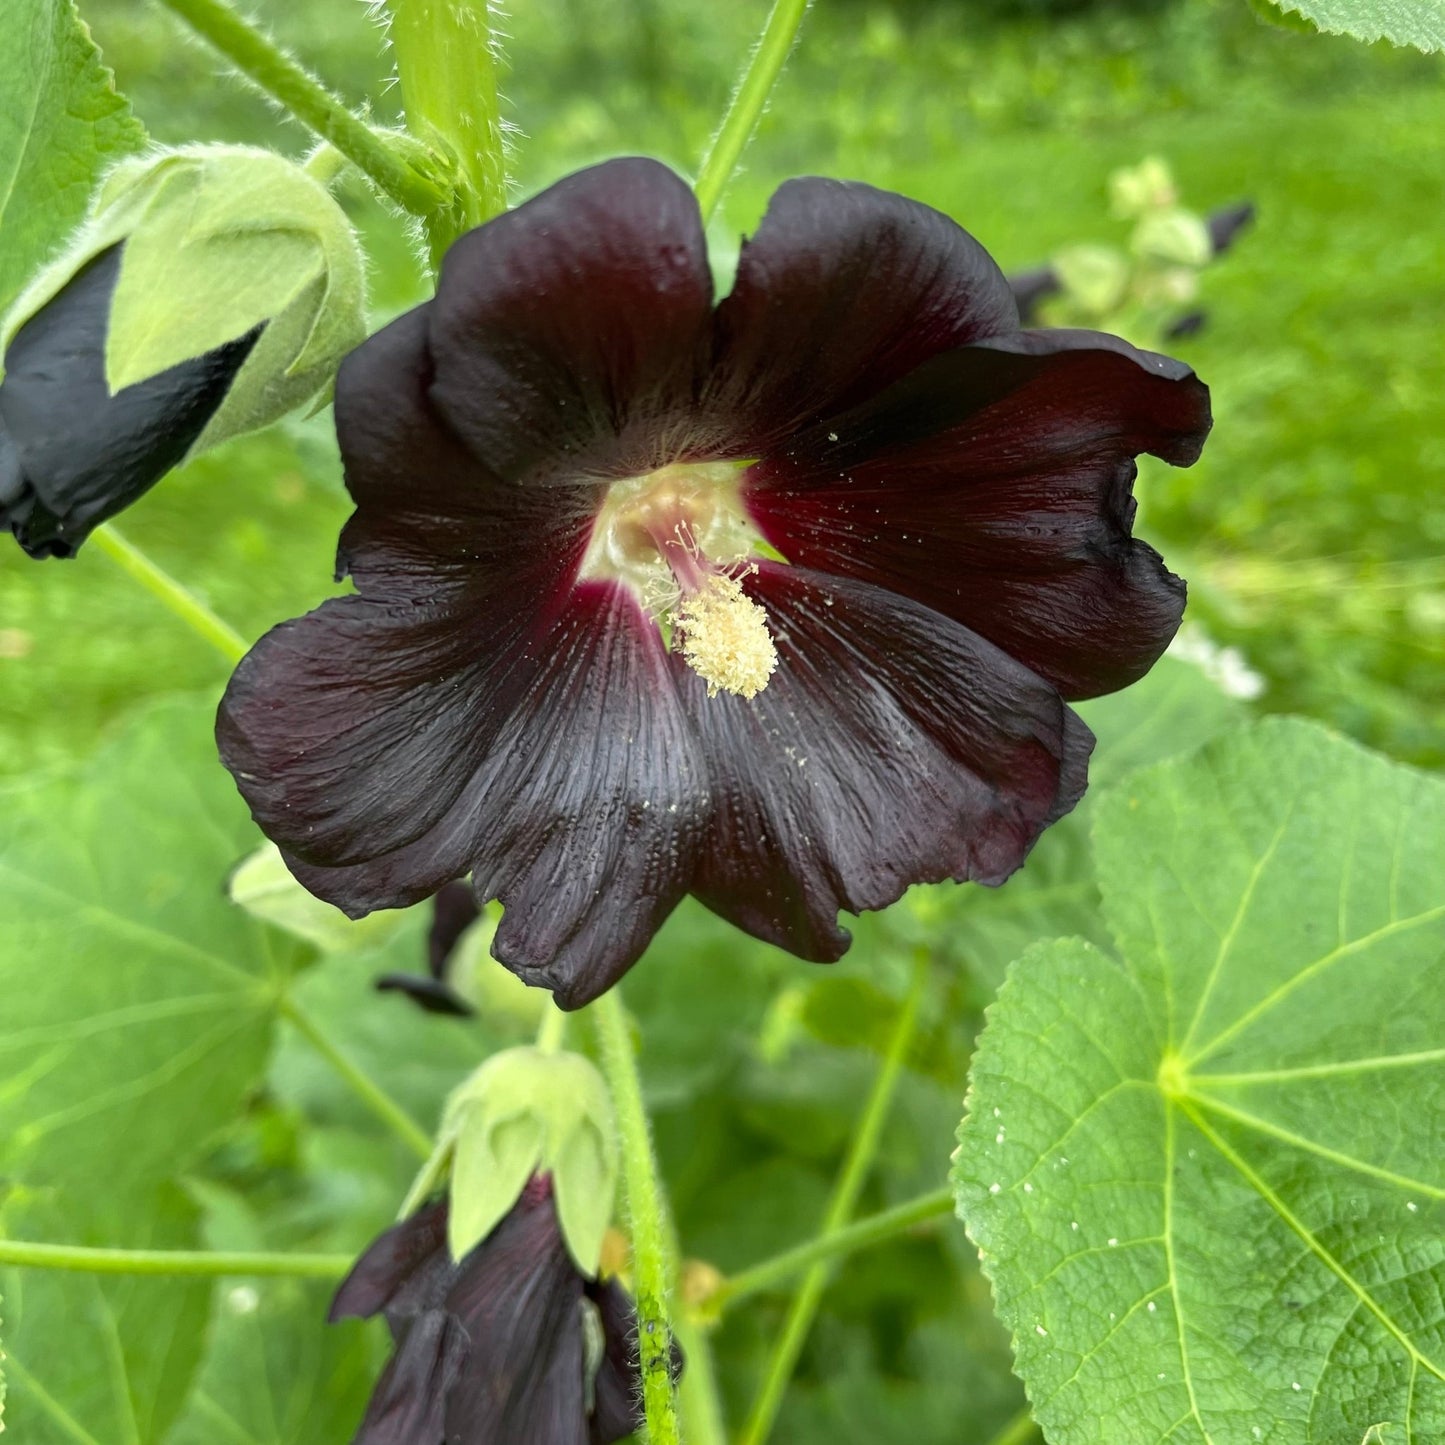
430, 1047, 621, 1274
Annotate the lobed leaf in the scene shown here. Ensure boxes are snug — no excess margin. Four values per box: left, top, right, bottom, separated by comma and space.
1259, 0, 1444, 51
0, 1187, 212, 1445
955, 718, 1445, 1443
0, 0, 145, 323
0, 696, 305, 1196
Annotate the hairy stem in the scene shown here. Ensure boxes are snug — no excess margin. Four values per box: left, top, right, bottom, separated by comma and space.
386, 0, 510, 268
694, 0, 813, 223
0, 1238, 349, 1278
157, 0, 446, 217
714, 1184, 955, 1311
592, 990, 681, 1445
534, 999, 569, 1053
282, 996, 434, 1161
740, 950, 930, 1445
90, 524, 247, 664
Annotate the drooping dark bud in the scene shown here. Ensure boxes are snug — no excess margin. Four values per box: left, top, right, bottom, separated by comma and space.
1, 144, 365, 558
0, 246, 257, 557
330, 1184, 672, 1445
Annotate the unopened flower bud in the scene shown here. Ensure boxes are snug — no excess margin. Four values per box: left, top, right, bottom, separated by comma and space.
442, 1046, 619, 1274
1, 144, 365, 557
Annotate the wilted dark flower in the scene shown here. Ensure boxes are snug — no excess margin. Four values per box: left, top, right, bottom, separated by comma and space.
329, 1178, 659, 1444
375, 881, 479, 1016
0, 246, 257, 558
219, 157, 1211, 1007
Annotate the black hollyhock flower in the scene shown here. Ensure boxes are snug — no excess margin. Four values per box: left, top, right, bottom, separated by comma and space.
0, 245, 258, 559
219, 158, 1211, 1008
375, 881, 480, 1016
329, 1178, 658, 1444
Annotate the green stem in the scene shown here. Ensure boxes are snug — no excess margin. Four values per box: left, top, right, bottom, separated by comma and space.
592, 990, 680, 1445
90, 524, 247, 665
739, 950, 930, 1445
534, 1000, 569, 1053
674, 1314, 728, 1445
983, 1406, 1041, 1445
386, 0, 510, 268
157, 0, 446, 217
694, 0, 813, 223
0, 1238, 349, 1278
282, 997, 434, 1161
714, 1184, 954, 1311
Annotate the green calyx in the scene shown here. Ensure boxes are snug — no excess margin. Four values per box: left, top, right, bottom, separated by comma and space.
3, 143, 366, 455
438, 1047, 620, 1276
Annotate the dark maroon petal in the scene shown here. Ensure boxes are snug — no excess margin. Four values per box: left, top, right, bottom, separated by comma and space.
331, 303, 597, 590
428, 882, 482, 980
240, 581, 703, 1010
442, 1191, 589, 1445
329, 1200, 450, 1323
350, 1309, 467, 1445
220, 592, 525, 875
427, 158, 715, 485
745, 329, 1210, 700
678, 564, 1092, 959
707, 177, 1018, 450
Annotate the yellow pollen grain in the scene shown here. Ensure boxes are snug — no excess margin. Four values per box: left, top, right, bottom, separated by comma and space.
676, 573, 778, 700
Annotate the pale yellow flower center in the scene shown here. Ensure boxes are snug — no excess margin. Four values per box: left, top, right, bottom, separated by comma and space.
578, 461, 779, 699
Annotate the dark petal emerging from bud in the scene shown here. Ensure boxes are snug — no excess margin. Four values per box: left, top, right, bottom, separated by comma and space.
329, 1198, 452, 1326
332, 1188, 654, 1445
374, 881, 482, 1016
0, 245, 257, 559
373, 972, 476, 1016
427, 881, 483, 979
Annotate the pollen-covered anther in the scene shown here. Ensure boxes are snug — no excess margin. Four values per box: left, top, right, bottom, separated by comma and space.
676, 572, 778, 699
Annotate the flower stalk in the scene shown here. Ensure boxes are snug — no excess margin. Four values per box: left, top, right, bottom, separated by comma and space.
740, 948, 931, 1445
694, 0, 813, 223
90, 524, 247, 664
386, 0, 510, 268
710, 1183, 955, 1311
592, 989, 681, 1445
157, 0, 448, 218
0, 1237, 350, 1278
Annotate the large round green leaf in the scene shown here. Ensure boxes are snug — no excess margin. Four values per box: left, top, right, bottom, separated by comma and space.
955, 719, 1445, 1443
